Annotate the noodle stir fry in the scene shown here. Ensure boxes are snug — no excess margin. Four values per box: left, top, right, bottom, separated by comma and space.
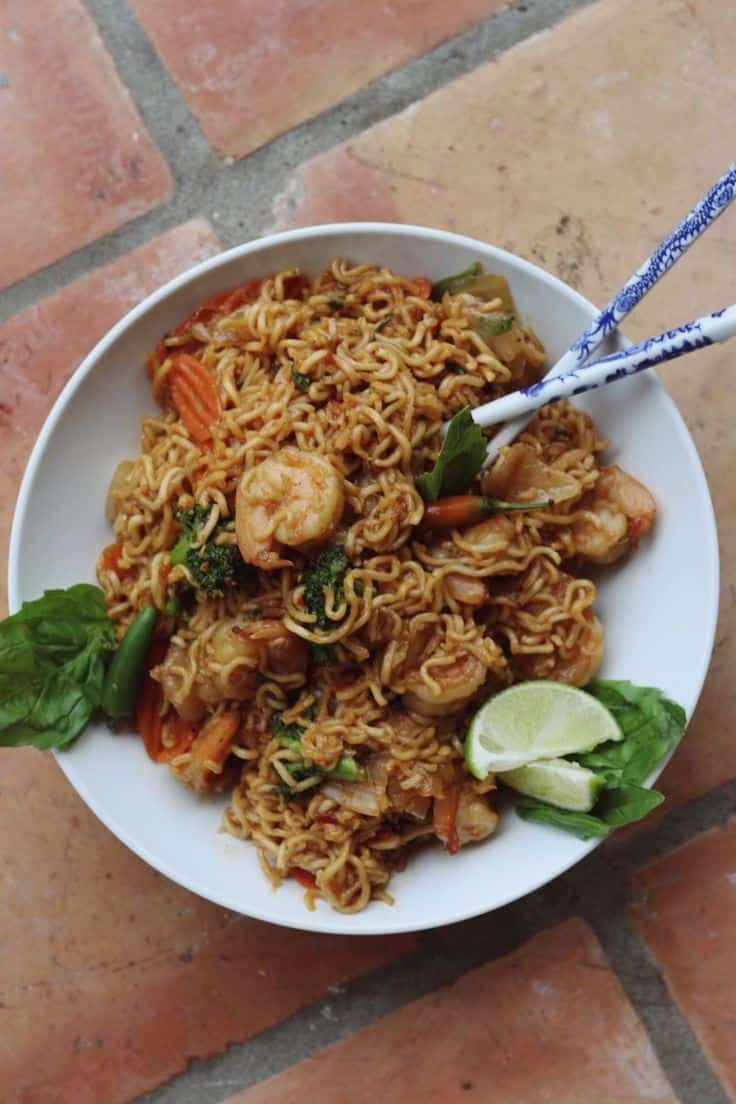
98, 260, 655, 912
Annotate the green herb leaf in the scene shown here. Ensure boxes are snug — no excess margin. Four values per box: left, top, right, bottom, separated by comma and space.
577, 679, 685, 785
431, 262, 482, 300
446, 361, 466, 374
415, 406, 488, 501
327, 298, 344, 310
292, 367, 311, 390
595, 783, 665, 827
514, 799, 611, 838
476, 313, 514, 338
0, 585, 116, 750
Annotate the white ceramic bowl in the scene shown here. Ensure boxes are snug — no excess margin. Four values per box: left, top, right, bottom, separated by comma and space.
8, 224, 719, 935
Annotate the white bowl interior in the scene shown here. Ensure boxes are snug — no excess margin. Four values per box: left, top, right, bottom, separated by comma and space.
8, 225, 719, 934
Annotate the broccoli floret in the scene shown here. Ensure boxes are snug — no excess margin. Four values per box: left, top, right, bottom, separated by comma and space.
170, 506, 251, 598
302, 546, 350, 630
269, 708, 365, 795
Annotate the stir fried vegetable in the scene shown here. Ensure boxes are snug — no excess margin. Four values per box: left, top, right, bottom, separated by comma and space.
271, 711, 366, 792
171, 506, 251, 598
422, 493, 552, 530
100, 605, 157, 720
168, 354, 222, 445
302, 546, 351, 629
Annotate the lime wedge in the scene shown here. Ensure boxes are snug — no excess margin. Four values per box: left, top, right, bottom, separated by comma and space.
465, 680, 622, 779
499, 758, 604, 811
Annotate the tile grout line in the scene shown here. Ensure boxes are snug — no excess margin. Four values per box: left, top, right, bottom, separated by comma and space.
589, 912, 729, 1104
135, 778, 736, 1104
1, 0, 597, 325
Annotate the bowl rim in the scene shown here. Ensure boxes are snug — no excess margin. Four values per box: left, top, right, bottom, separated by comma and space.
7, 222, 720, 934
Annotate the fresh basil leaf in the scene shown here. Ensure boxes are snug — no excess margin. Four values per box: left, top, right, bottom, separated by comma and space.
595, 783, 664, 827
0, 585, 115, 750
415, 406, 488, 501
515, 798, 610, 839
578, 679, 685, 785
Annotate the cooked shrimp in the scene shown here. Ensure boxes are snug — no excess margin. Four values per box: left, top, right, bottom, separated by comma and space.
456, 787, 499, 845
236, 447, 344, 570
403, 650, 489, 717
157, 619, 308, 720
171, 710, 241, 792
572, 465, 656, 564
433, 771, 498, 853
482, 442, 581, 504
156, 642, 207, 723
443, 572, 489, 606
494, 571, 604, 687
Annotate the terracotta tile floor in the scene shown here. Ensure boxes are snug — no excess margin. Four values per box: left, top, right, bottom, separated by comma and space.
227, 920, 677, 1104
129, 0, 505, 158
0, 0, 171, 290
1, 0, 735, 1101
631, 820, 736, 1100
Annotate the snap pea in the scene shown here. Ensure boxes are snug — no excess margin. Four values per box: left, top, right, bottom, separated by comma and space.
101, 605, 157, 720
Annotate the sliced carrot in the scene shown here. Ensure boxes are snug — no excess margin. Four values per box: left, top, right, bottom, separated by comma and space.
412, 277, 432, 299
101, 541, 127, 577
135, 635, 169, 761
290, 867, 317, 889
168, 353, 222, 445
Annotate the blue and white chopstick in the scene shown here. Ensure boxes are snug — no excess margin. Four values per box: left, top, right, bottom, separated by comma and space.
476, 163, 736, 454
472, 304, 736, 429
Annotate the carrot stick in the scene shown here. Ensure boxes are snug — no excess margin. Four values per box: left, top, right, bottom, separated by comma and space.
135, 635, 169, 761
